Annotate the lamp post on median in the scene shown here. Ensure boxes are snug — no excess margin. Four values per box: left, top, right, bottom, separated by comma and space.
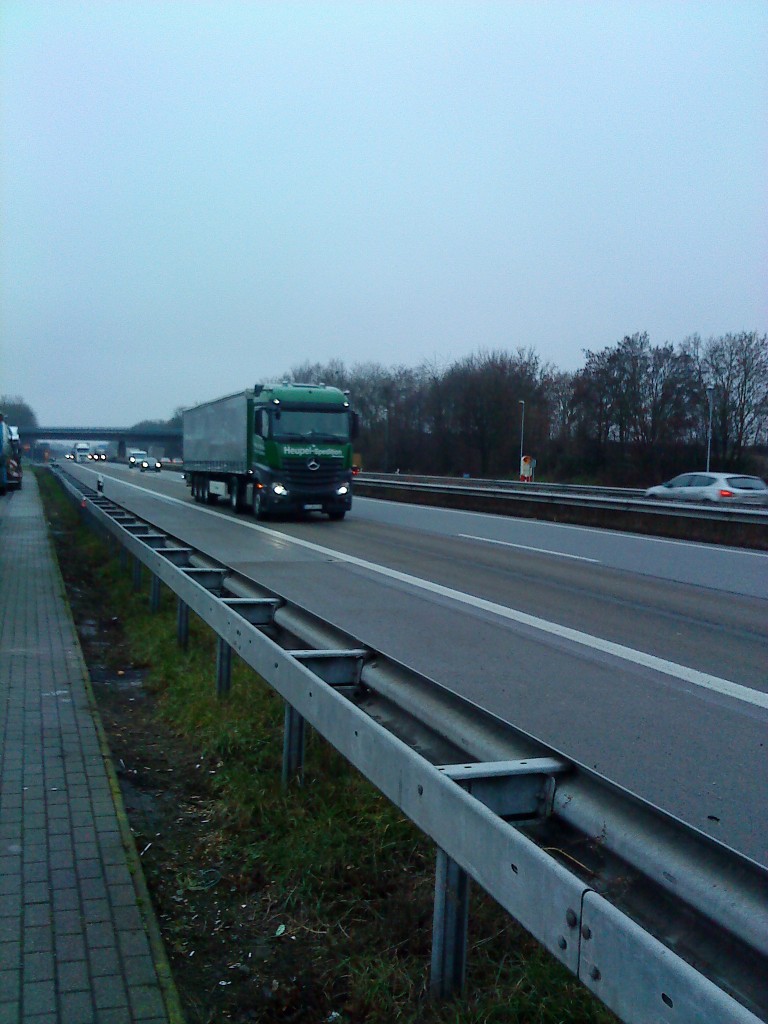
518, 400, 525, 479
706, 387, 714, 472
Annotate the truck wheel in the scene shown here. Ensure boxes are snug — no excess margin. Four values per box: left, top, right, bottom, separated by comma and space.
252, 488, 267, 520
328, 509, 346, 521
229, 478, 240, 512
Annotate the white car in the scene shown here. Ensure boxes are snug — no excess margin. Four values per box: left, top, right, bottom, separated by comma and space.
645, 472, 768, 505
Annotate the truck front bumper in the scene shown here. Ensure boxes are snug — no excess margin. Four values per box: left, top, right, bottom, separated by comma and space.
260, 474, 353, 514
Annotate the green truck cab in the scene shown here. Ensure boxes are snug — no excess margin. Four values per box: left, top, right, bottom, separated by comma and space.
183, 383, 358, 520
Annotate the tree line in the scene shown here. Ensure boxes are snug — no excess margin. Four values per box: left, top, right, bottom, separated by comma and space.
0, 396, 38, 429
6, 330, 767, 483
284, 331, 768, 484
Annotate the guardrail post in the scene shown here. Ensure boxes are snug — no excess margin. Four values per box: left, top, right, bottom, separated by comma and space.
216, 637, 232, 697
149, 573, 161, 612
132, 555, 142, 591
430, 847, 470, 999
119, 545, 127, 571
282, 703, 305, 787
177, 598, 189, 650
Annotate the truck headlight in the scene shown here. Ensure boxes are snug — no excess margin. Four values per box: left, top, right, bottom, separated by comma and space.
272, 483, 288, 496
336, 484, 349, 496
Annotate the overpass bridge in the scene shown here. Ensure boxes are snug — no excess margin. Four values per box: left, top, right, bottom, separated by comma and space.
24, 425, 182, 459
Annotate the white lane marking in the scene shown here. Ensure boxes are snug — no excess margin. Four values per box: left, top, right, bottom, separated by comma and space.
458, 533, 600, 563
98, 472, 768, 710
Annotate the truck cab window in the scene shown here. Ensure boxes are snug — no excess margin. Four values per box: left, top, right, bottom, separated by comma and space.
271, 409, 350, 442
255, 410, 270, 437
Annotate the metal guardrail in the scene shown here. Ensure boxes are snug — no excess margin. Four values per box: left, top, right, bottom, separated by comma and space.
357, 471, 768, 515
54, 468, 768, 1023
353, 473, 768, 548
361, 472, 646, 498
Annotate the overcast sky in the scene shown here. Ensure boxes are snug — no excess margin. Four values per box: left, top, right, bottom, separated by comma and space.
2, 1, 766, 426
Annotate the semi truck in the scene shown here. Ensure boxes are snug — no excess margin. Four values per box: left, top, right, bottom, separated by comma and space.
183, 383, 358, 520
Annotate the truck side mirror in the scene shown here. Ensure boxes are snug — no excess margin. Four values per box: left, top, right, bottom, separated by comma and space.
350, 411, 360, 440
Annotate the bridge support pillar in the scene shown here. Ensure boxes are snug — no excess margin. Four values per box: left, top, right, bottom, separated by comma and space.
177, 598, 189, 650
430, 848, 470, 999
282, 703, 305, 787
216, 637, 232, 697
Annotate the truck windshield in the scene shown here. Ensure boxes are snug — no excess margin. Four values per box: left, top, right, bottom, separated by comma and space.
271, 409, 350, 442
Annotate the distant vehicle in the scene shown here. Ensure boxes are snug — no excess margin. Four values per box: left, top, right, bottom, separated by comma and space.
74, 442, 90, 463
183, 383, 358, 520
645, 472, 768, 505
139, 456, 162, 473
128, 450, 148, 468
5, 426, 22, 490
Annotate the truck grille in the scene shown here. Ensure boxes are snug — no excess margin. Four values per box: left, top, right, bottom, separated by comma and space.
281, 458, 345, 490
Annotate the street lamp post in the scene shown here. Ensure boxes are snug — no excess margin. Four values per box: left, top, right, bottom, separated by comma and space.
518, 400, 525, 479
706, 387, 714, 472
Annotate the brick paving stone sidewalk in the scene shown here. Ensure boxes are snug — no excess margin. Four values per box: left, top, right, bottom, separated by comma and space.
0, 475, 174, 1024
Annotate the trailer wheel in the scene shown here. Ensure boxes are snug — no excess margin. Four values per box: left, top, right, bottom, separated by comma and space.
196, 477, 214, 504
192, 475, 202, 502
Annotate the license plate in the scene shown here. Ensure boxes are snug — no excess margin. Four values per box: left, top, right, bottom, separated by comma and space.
304, 504, 323, 510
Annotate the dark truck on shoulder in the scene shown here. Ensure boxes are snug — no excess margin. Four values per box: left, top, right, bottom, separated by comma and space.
4, 426, 22, 491
183, 383, 358, 520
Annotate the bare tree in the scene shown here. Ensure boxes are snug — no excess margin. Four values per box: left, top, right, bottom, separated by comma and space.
703, 332, 768, 464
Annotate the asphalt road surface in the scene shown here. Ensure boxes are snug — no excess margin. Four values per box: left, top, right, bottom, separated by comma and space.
66, 463, 768, 868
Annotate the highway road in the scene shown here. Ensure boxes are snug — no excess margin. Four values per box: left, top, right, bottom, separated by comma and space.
65, 463, 768, 869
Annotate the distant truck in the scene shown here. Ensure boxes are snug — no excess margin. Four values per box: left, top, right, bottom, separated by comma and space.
127, 449, 148, 468
73, 442, 90, 463
183, 383, 358, 520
